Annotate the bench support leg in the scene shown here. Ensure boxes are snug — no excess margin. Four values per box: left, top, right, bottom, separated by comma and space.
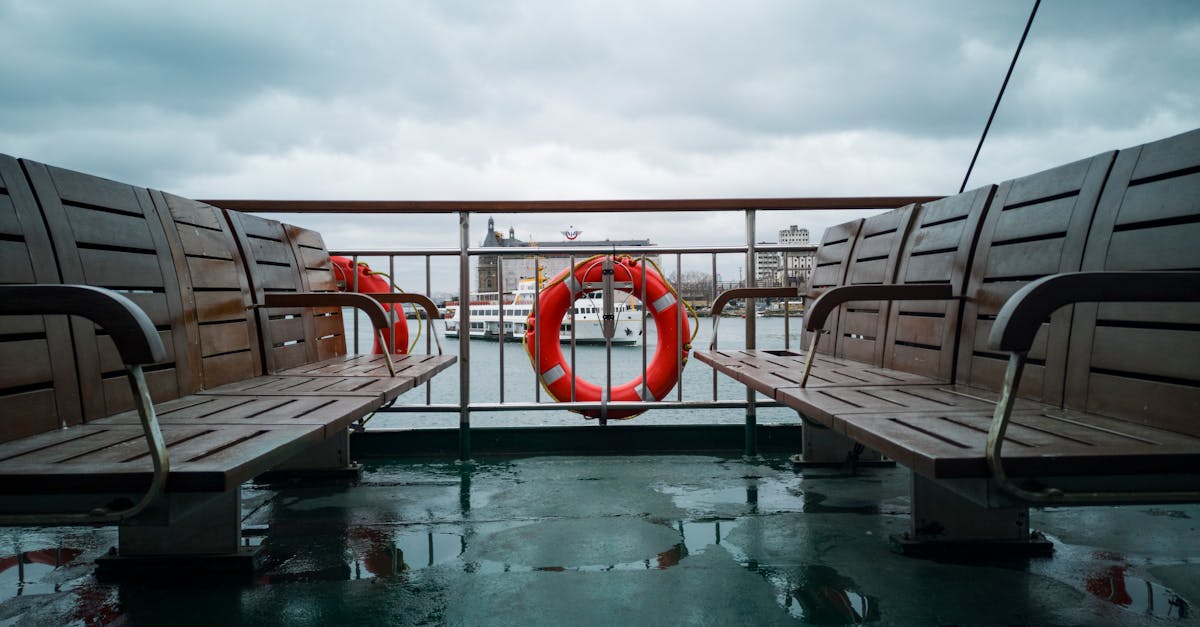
96, 488, 262, 580
892, 474, 1052, 558
256, 430, 362, 483
791, 419, 888, 467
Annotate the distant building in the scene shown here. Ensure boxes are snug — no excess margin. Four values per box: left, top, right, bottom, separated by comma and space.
754, 224, 816, 288
779, 224, 809, 245
478, 217, 658, 297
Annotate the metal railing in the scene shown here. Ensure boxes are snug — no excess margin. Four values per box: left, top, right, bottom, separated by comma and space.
207, 197, 937, 459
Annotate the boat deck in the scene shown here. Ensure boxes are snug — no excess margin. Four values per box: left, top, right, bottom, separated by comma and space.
2, 446, 1196, 625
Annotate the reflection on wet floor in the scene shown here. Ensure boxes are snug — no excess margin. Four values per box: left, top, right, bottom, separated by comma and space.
0, 546, 83, 597
1, 456, 1198, 625
1086, 560, 1191, 620
347, 530, 464, 578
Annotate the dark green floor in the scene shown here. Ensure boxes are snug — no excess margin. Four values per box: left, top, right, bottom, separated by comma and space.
2, 454, 1197, 625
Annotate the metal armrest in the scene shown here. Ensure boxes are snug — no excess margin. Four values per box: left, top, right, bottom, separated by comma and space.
708, 287, 798, 351
985, 271, 1200, 504
0, 285, 169, 525
263, 292, 397, 375
988, 271, 1200, 353
805, 283, 955, 333
365, 292, 445, 355
0, 284, 165, 365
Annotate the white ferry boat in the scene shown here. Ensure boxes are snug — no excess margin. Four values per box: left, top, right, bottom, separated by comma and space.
444, 278, 642, 345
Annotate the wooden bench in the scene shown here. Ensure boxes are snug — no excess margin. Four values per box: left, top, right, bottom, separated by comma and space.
697, 128, 1200, 555
0, 155, 454, 576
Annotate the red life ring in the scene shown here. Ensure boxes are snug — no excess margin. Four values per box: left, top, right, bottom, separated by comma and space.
331, 256, 409, 354
524, 255, 691, 419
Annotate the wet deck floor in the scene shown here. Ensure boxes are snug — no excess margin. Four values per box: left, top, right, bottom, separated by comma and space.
2, 454, 1197, 625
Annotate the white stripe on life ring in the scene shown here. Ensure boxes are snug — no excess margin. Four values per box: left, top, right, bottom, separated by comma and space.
651, 293, 676, 314
541, 364, 566, 385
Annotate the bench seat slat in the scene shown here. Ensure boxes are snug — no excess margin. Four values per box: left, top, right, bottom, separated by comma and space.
0, 423, 323, 494
95, 393, 376, 434
275, 353, 456, 383
837, 410, 1200, 480
694, 349, 941, 398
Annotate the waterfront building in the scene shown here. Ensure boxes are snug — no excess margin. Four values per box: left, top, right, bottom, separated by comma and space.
755, 224, 816, 288
478, 217, 659, 297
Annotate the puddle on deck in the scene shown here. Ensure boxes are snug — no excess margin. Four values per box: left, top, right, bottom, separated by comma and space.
1, 459, 1197, 625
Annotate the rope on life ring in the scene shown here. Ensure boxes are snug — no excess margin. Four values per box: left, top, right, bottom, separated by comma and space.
523, 255, 696, 420
331, 257, 414, 354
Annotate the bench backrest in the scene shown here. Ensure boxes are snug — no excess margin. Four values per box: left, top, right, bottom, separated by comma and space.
0, 156, 80, 441
1066, 128, 1200, 434
2, 156, 360, 437
803, 218, 863, 353
878, 187, 995, 380
223, 212, 349, 373
830, 205, 918, 364
22, 160, 201, 419
152, 192, 264, 389
955, 151, 1116, 403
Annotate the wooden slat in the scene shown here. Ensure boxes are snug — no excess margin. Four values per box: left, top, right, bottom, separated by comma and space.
177, 222, 235, 259
200, 321, 253, 357
163, 192, 224, 230
898, 251, 958, 284
187, 257, 244, 289
0, 389, 60, 443
268, 317, 306, 343
1105, 221, 1200, 271
0, 423, 324, 493
77, 249, 163, 288
1091, 325, 1200, 381
195, 290, 250, 324
776, 383, 1042, 427
257, 264, 300, 291
67, 206, 157, 250
394, 354, 457, 386
1083, 373, 1200, 436
249, 237, 295, 266
0, 239, 37, 283
1129, 128, 1200, 180
0, 339, 54, 388
198, 374, 397, 401
201, 351, 258, 388
0, 195, 21, 236
991, 196, 1076, 243
837, 409, 1200, 480
982, 239, 1070, 279
99, 393, 378, 437
270, 342, 310, 371
99, 368, 180, 416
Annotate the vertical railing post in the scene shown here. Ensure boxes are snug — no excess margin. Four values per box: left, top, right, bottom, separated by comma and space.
497, 255, 506, 404
744, 209, 758, 458
425, 254, 433, 404
458, 211, 472, 462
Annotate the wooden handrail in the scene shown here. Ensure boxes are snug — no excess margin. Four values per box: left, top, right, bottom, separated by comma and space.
202, 196, 943, 215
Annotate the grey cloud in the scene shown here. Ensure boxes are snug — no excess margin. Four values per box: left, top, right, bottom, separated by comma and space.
0, 0, 1197, 215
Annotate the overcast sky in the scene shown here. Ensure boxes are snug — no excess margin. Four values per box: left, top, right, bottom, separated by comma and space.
2, 1, 1197, 292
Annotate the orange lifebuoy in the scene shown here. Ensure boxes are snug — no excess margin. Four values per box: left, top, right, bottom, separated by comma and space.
524, 255, 691, 419
331, 256, 409, 354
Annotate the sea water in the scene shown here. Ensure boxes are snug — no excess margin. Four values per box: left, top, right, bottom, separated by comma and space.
347, 312, 806, 429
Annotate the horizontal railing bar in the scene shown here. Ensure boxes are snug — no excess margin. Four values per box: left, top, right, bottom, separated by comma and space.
203, 196, 940, 214
468, 245, 763, 257
376, 400, 784, 413
330, 244, 818, 259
